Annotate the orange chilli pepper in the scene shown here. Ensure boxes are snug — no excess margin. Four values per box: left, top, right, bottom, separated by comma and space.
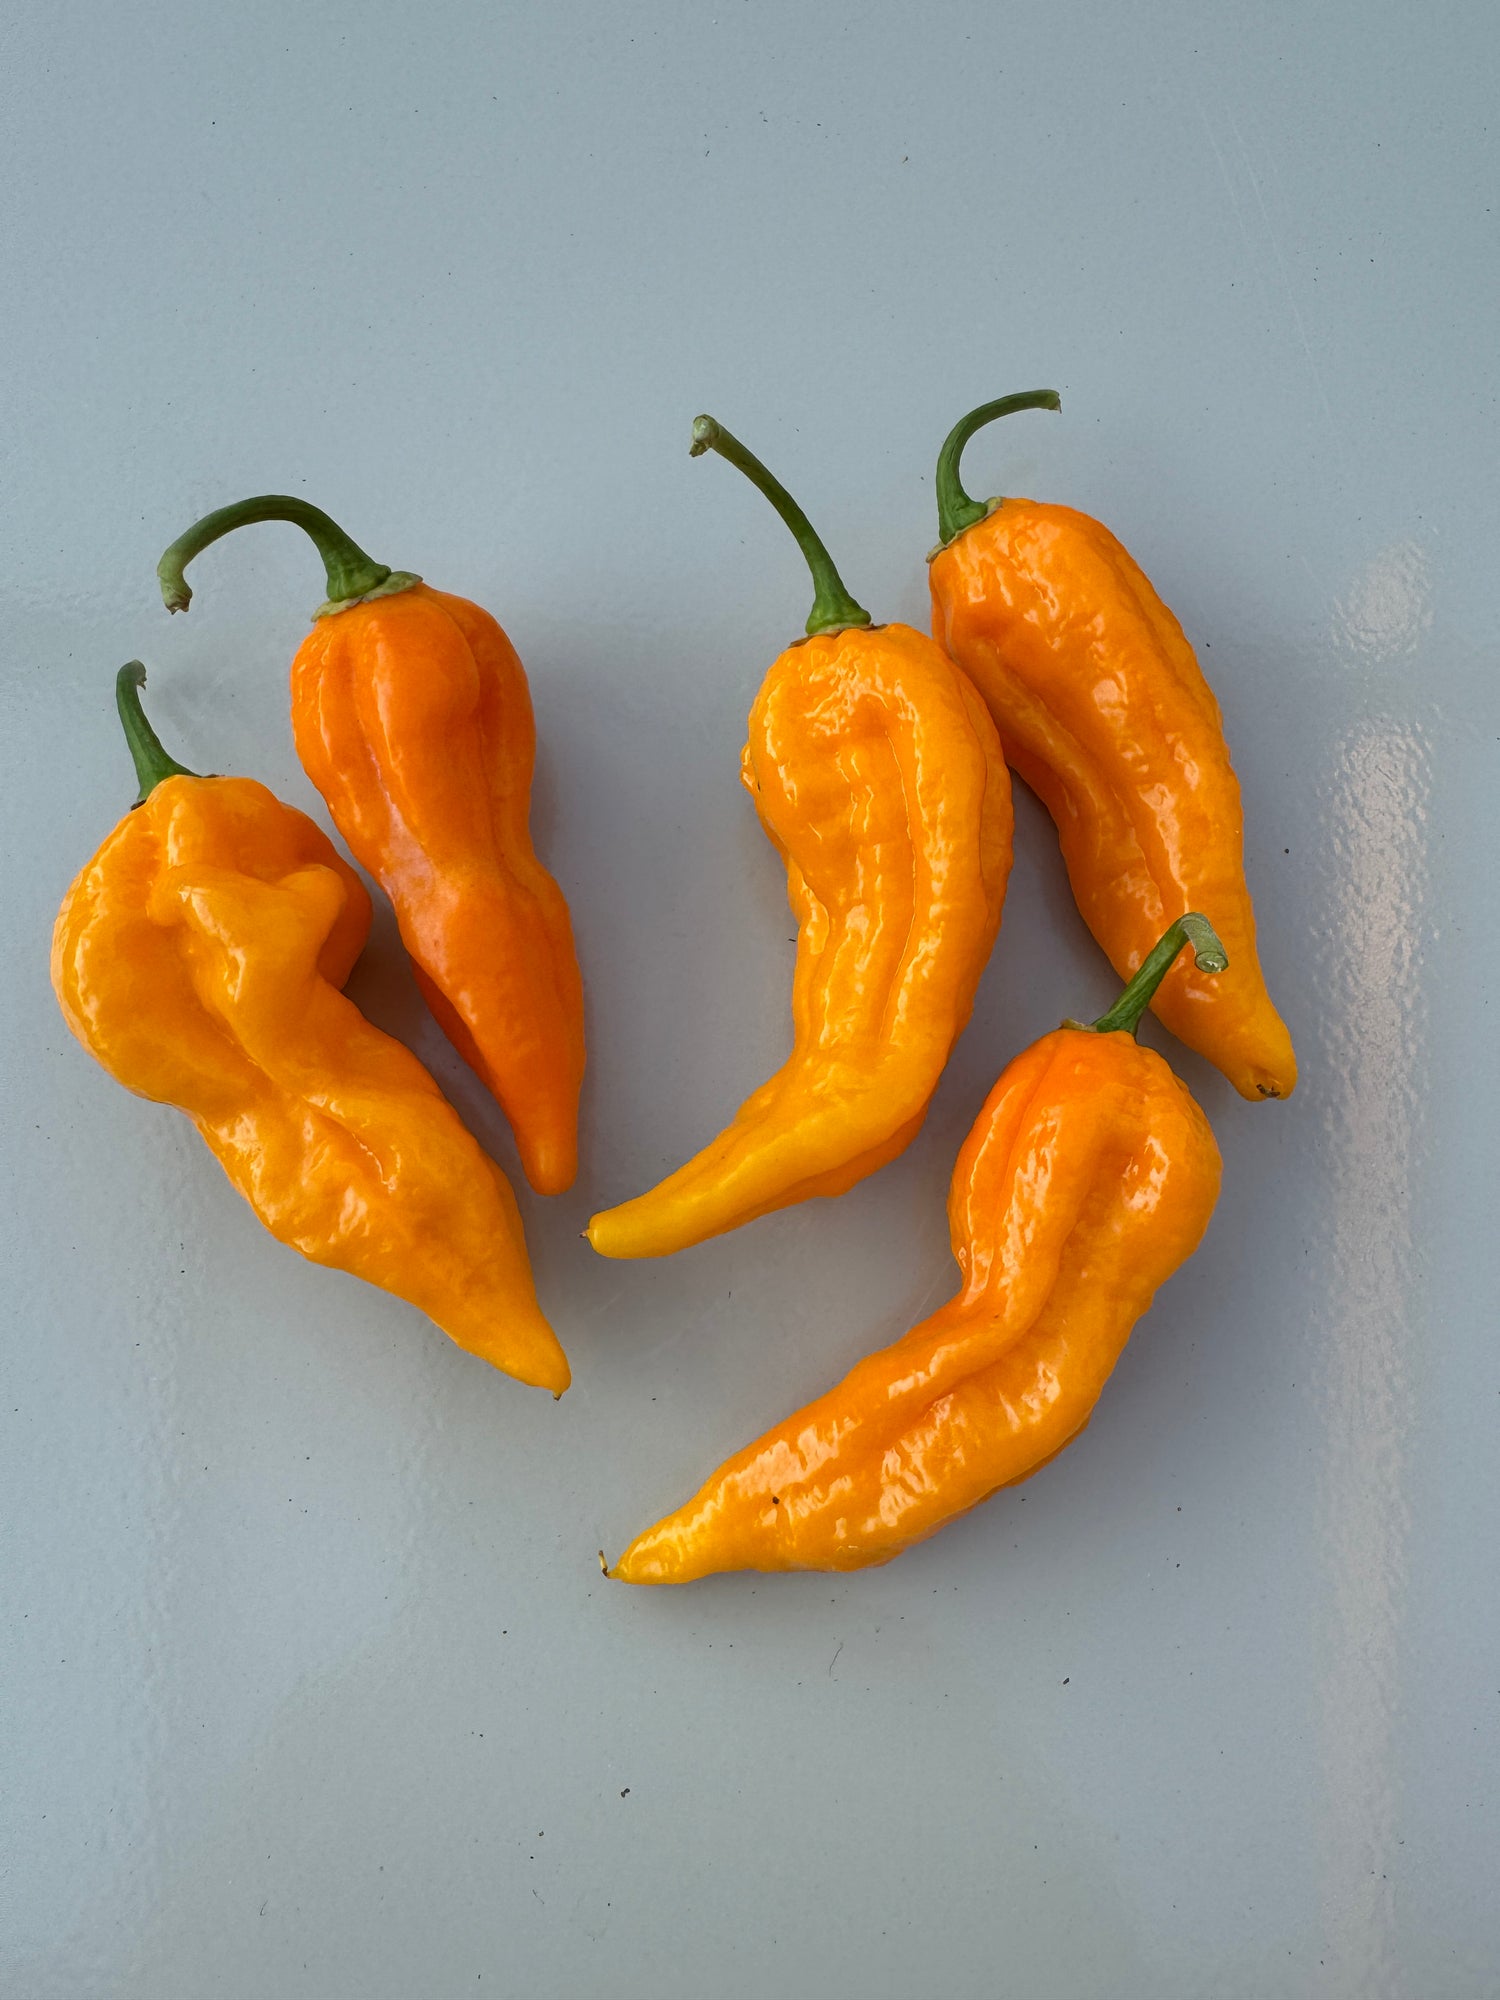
586, 418, 1011, 1260
157, 498, 585, 1194
610, 916, 1224, 1582
52, 666, 569, 1392
927, 392, 1296, 1101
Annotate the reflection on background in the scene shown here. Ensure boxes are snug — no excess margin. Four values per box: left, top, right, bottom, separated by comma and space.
1332, 541, 1432, 667
1313, 510, 1441, 1998
1314, 685, 1431, 1991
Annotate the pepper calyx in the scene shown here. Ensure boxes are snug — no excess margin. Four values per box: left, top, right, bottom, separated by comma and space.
691, 414, 873, 639
157, 496, 419, 624
115, 662, 200, 806
933, 390, 1062, 550
313, 571, 423, 620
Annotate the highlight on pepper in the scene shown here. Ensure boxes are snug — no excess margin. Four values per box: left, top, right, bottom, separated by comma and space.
584, 415, 1013, 1259
157, 495, 586, 1196
927, 392, 1297, 1102
608, 916, 1226, 1582
51, 664, 571, 1393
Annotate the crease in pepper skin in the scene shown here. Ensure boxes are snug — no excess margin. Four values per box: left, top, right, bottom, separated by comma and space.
609, 915, 1224, 1582
156, 497, 585, 1194
586, 416, 1012, 1260
926, 391, 1297, 1102
51, 664, 570, 1394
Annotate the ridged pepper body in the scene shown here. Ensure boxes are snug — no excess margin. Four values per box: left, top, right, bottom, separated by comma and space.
930, 504, 1296, 1100
614, 1028, 1220, 1580
587, 622, 1012, 1259
292, 582, 585, 1194
52, 771, 569, 1392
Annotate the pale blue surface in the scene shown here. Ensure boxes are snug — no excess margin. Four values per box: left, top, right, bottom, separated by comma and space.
2, 4, 1497, 1996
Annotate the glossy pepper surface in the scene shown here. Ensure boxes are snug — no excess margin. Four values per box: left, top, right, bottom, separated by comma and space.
927, 392, 1296, 1101
52, 665, 570, 1393
587, 418, 1011, 1260
611, 917, 1224, 1581
157, 499, 585, 1194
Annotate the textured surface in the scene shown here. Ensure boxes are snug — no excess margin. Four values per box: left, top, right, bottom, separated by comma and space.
614, 1031, 1223, 1581
930, 500, 1300, 1099
2, 2, 1496, 1995
587, 620, 1010, 1256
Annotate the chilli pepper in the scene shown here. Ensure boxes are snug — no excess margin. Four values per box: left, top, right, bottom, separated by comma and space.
609, 915, 1224, 1581
51, 665, 570, 1393
927, 392, 1296, 1101
157, 498, 585, 1194
586, 418, 1012, 1260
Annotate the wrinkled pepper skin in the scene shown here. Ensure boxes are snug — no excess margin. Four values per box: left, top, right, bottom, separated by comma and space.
927, 402, 1295, 1101
613, 1025, 1219, 1581
587, 416, 1013, 1260
158, 500, 585, 1195
586, 622, 1011, 1259
292, 581, 585, 1195
52, 687, 569, 1392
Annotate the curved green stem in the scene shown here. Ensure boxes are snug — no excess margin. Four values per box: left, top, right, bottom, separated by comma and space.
157, 495, 420, 619
690, 416, 871, 638
1082, 914, 1229, 1038
116, 663, 198, 804
934, 390, 1062, 547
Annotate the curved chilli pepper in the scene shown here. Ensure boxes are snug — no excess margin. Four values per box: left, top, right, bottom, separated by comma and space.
157, 499, 585, 1194
586, 418, 1011, 1260
610, 916, 1224, 1581
52, 665, 570, 1394
927, 392, 1296, 1101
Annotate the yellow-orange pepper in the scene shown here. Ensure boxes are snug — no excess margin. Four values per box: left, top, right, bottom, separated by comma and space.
610, 917, 1223, 1581
157, 499, 585, 1194
52, 665, 569, 1394
587, 418, 1011, 1260
928, 392, 1296, 1101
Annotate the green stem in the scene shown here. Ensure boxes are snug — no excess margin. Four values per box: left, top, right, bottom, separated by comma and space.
115, 663, 198, 804
690, 416, 871, 638
157, 496, 420, 619
1081, 914, 1229, 1038
934, 390, 1062, 547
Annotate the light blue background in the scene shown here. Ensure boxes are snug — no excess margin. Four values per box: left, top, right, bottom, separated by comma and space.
3, 3, 1496, 1995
